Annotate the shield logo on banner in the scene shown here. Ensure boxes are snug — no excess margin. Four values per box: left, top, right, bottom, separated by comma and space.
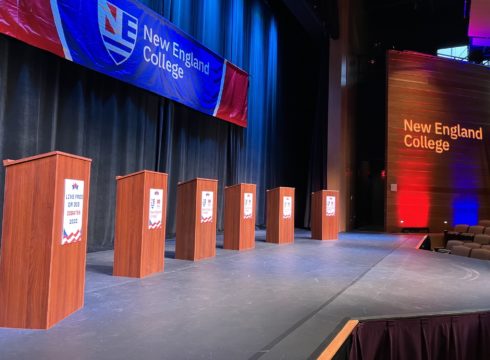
98, 0, 138, 65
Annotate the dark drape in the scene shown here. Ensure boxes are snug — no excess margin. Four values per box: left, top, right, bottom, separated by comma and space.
0, 0, 328, 251
0, 38, 160, 251
349, 312, 490, 360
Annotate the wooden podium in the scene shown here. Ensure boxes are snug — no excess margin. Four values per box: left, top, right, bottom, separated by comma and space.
176, 178, 218, 261
113, 170, 167, 278
311, 190, 339, 240
266, 187, 295, 244
0, 151, 91, 329
224, 183, 256, 250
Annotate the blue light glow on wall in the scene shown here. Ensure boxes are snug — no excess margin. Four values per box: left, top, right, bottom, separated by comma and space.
452, 195, 479, 225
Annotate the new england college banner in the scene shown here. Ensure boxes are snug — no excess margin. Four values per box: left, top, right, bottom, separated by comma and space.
0, 0, 249, 127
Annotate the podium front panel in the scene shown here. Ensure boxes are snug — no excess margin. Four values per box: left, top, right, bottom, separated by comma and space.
176, 178, 217, 261
311, 190, 339, 240
266, 187, 295, 244
0, 151, 91, 329
224, 183, 256, 250
114, 171, 167, 278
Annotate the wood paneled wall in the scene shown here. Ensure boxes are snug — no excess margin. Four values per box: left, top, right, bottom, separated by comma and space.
386, 51, 490, 232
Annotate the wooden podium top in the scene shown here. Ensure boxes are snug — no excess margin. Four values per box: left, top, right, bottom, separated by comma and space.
116, 170, 168, 181
3, 151, 92, 167
225, 183, 255, 189
312, 189, 339, 195
267, 186, 295, 192
178, 177, 218, 187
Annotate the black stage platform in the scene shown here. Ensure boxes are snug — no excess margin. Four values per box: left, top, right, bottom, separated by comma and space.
1, 230, 490, 359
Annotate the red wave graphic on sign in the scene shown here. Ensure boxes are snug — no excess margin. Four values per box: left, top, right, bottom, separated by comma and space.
149, 221, 162, 229
62, 229, 82, 244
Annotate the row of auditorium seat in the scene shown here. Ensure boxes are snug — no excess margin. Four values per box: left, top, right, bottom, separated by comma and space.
451, 246, 490, 260
444, 221, 490, 260
444, 222, 490, 242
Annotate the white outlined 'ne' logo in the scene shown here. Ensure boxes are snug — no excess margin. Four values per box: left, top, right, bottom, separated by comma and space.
98, 0, 138, 65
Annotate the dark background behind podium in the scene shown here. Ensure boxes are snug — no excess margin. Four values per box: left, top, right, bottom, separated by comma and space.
0, 0, 329, 251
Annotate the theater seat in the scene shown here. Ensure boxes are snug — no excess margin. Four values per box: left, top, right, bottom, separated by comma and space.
463, 242, 482, 249
444, 224, 469, 244
478, 219, 490, 227
460, 225, 485, 241
484, 227, 490, 235
451, 245, 472, 257
453, 224, 470, 233
453, 235, 490, 251
446, 240, 464, 250
471, 225, 485, 234
482, 245, 490, 251
470, 249, 490, 260
473, 234, 490, 246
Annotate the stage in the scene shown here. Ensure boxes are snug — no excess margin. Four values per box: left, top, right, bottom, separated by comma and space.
1, 230, 490, 359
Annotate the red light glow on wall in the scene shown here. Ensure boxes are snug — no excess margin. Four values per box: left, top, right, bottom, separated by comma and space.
395, 166, 430, 228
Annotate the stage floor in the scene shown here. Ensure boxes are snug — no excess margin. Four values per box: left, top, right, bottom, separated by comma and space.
1, 230, 490, 359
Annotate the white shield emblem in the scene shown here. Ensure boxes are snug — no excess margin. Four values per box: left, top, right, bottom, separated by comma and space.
98, 0, 138, 65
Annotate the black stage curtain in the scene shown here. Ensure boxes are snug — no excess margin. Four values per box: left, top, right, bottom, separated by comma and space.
0, 0, 328, 251
349, 312, 490, 360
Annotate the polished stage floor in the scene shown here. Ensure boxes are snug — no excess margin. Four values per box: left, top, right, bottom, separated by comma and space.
1, 230, 490, 359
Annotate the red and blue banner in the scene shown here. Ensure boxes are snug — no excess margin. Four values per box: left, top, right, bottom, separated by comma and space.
0, 0, 249, 127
